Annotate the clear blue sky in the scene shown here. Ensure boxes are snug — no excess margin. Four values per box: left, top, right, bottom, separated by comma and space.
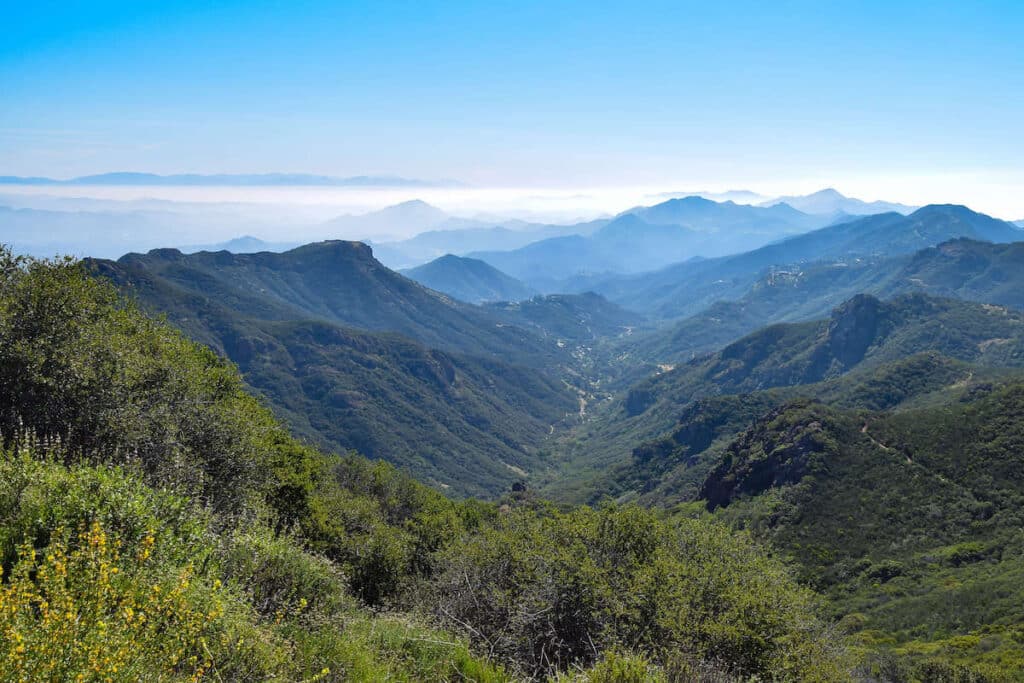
3, 1, 1022, 196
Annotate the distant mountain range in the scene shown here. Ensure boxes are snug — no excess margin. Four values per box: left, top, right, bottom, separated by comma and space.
322, 199, 451, 239
0, 172, 461, 187
0, 204, 270, 259
649, 189, 770, 204
761, 188, 915, 216
586, 204, 1023, 319
181, 235, 300, 254
403, 254, 537, 304
469, 197, 837, 287
371, 219, 607, 269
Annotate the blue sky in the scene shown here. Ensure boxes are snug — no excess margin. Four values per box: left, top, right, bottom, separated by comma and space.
3, 0, 1022, 208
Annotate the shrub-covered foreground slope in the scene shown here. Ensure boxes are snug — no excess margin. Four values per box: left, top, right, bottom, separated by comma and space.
700, 387, 1024, 680
556, 320, 1024, 679
0, 249, 844, 681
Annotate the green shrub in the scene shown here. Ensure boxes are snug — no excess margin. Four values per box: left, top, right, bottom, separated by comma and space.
426, 504, 846, 680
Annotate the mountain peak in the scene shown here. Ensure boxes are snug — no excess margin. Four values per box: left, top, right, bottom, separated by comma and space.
390, 198, 437, 210
910, 203, 977, 218
404, 253, 535, 304
288, 239, 377, 262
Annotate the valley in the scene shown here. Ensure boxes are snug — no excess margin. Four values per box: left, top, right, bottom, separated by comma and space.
9, 190, 1024, 681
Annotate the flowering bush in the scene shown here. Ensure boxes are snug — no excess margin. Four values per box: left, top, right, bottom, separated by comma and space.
0, 520, 229, 681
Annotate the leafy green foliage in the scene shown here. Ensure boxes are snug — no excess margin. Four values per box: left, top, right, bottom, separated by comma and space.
424, 504, 845, 680
0, 247, 853, 680
0, 250, 299, 516
691, 384, 1024, 680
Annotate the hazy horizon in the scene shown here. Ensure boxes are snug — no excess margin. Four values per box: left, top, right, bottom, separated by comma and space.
5, 1, 1023, 219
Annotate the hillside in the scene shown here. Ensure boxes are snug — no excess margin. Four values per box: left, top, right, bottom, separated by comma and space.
219, 316, 576, 497
698, 387, 1024, 674
485, 292, 644, 344
595, 352, 1013, 507
403, 254, 536, 303
623, 237, 1024, 374
88, 241, 567, 369
86, 246, 581, 496
878, 238, 1024, 309
626, 293, 1024, 425
547, 293, 1024, 504
0, 248, 844, 682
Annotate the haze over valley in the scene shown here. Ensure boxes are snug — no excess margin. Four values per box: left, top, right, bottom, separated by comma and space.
5, 1, 1024, 680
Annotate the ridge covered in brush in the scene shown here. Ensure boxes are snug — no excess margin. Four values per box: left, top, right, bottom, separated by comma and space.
87, 242, 582, 496
549, 292, 1024, 507
93, 241, 563, 367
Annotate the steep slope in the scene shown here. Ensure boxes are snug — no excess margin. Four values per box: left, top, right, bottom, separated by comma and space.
878, 237, 1024, 309
225, 317, 576, 496
89, 240, 567, 369
624, 237, 1024, 374
546, 294, 1024, 503
86, 243, 583, 496
604, 352, 1009, 507
403, 254, 536, 303
695, 387, 1024, 675
626, 293, 1024, 419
